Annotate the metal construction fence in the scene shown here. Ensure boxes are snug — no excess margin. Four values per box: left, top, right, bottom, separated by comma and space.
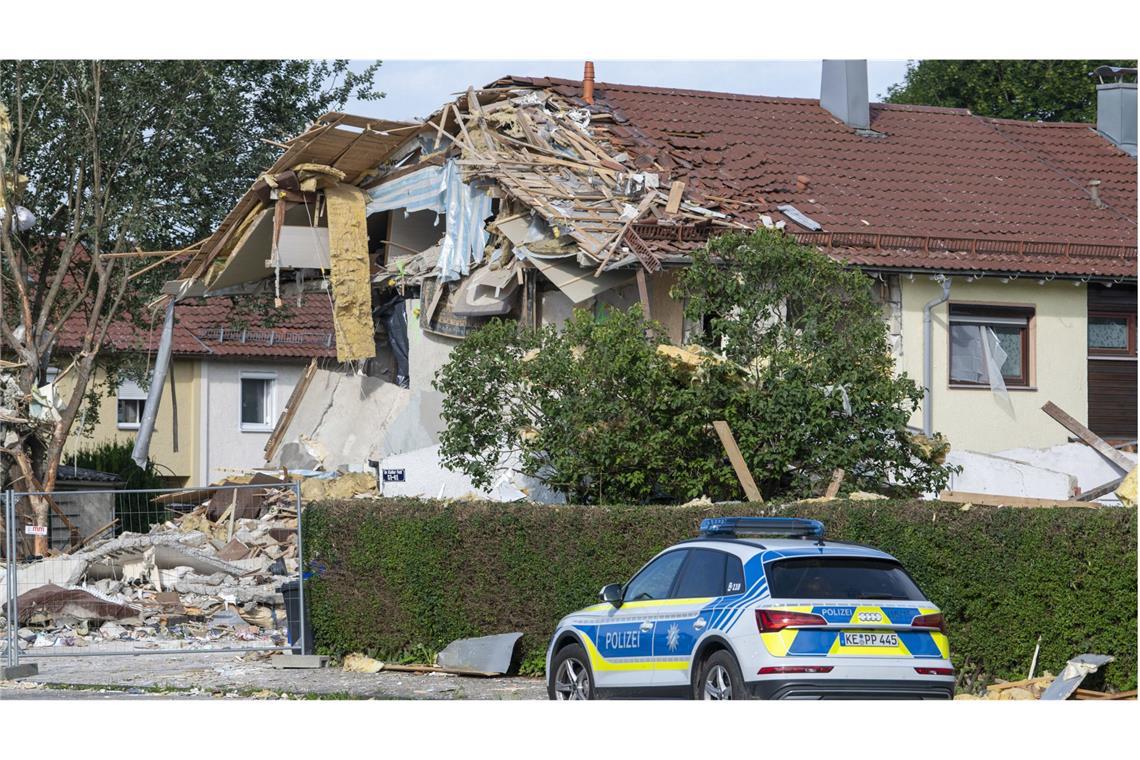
3, 481, 306, 670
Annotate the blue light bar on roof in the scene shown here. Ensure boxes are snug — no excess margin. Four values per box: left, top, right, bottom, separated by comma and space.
699, 516, 825, 540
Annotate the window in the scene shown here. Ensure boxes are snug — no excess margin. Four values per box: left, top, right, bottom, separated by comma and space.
765, 557, 927, 601
116, 378, 148, 430
949, 304, 1033, 387
672, 549, 747, 598
1089, 312, 1137, 357
673, 549, 727, 598
624, 550, 688, 602
240, 373, 275, 431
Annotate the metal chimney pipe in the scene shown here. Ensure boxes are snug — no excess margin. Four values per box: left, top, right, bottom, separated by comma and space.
583, 61, 595, 105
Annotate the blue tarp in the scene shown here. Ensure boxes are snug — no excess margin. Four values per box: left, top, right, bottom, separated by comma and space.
366, 160, 492, 282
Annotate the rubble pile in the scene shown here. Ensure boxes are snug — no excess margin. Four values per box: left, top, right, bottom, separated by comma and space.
3, 482, 301, 653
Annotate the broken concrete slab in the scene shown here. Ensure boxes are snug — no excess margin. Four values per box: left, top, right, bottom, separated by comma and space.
268, 368, 412, 471
436, 632, 523, 676
996, 442, 1137, 502
8, 556, 88, 593
941, 450, 1077, 501
78, 534, 247, 581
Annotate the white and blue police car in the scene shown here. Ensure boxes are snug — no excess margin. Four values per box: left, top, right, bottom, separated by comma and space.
546, 517, 954, 700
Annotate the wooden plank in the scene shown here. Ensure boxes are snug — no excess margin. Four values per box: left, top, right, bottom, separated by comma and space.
1071, 475, 1125, 502
987, 676, 1053, 692
635, 268, 652, 321
665, 181, 685, 214
1041, 400, 1135, 471
712, 421, 763, 503
264, 358, 318, 462
824, 468, 845, 498
940, 491, 1100, 509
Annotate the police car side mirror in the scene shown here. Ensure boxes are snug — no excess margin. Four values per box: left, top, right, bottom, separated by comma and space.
599, 583, 624, 608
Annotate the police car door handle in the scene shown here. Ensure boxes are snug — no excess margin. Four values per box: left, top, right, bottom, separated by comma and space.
639, 622, 653, 632
693, 617, 707, 630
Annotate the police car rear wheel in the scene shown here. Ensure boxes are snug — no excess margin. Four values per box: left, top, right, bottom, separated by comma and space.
698, 651, 745, 700
550, 645, 594, 700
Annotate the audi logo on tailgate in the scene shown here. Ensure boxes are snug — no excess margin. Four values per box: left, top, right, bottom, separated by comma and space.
857, 612, 883, 622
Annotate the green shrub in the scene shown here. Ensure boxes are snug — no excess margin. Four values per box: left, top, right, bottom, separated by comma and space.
434, 230, 952, 504
71, 440, 167, 533
304, 498, 1136, 690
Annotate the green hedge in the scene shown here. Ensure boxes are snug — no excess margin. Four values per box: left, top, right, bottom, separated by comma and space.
304, 498, 1137, 690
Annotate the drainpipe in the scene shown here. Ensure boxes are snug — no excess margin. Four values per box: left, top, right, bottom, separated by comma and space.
922, 277, 952, 436
131, 299, 176, 468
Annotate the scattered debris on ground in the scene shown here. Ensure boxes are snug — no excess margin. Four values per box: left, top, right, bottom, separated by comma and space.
2, 480, 304, 652
955, 653, 1133, 700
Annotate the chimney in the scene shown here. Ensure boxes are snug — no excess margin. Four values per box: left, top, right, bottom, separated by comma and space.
582, 61, 595, 105
820, 60, 870, 130
1092, 66, 1137, 157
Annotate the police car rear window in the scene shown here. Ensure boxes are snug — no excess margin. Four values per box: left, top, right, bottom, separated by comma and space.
765, 557, 926, 601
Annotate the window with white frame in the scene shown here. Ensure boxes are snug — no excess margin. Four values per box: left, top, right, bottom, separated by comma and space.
949, 304, 1033, 388
240, 373, 276, 431
117, 378, 149, 429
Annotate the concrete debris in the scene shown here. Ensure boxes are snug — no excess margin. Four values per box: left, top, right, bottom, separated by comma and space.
3, 484, 302, 650
436, 632, 523, 676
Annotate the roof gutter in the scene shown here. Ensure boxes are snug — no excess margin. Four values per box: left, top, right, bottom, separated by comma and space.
922, 277, 952, 436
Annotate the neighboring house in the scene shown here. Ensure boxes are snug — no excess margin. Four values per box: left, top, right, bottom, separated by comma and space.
165, 61, 1136, 474
56, 295, 337, 485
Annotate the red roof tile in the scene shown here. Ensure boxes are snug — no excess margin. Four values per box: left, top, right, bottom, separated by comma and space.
57, 293, 337, 360
504, 76, 1137, 278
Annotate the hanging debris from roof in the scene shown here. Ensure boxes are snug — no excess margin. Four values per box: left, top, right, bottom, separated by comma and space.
325, 184, 376, 362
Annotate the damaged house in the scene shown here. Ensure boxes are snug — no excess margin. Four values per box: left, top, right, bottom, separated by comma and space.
153, 61, 1136, 501
54, 295, 337, 485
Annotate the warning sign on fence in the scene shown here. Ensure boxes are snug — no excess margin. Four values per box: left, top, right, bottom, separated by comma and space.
24, 524, 48, 536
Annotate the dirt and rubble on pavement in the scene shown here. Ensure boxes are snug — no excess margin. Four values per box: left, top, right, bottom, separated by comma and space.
0, 474, 331, 654
0, 643, 544, 700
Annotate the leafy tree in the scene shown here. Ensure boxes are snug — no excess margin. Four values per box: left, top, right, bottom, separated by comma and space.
1, 60, 381, 552
884, 60, 1136, 122
435, 230, 952, 503
674, 229, 950, 498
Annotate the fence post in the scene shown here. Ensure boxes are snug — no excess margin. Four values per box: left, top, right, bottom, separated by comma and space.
6, 489, 17, 669
293, 479, 306, 655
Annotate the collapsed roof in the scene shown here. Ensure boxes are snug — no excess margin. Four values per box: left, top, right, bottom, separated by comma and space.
168, 71, 1137, 314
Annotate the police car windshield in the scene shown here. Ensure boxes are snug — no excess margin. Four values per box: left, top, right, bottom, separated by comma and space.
766, 557, 926, 601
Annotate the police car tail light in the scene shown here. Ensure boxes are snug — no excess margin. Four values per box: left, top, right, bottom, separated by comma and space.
910, 613, 947, 634
914, 667, 954, 676
756, 609, 828, 633
758, 666, 834, 675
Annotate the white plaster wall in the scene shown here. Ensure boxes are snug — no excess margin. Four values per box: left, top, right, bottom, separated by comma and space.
898, 278, 1088, 452
200, 359, 306, 483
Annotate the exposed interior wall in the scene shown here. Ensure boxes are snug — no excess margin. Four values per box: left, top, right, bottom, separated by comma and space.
200, 358, 306, 483
375, 297, 459, 456
384, 209, 444, 266
536, 269, 686, 342
60, 358, 201, 485
898, 277, 1088, 452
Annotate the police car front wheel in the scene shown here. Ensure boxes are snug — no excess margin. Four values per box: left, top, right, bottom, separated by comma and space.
549, 644, 594, 700
697, 650, 746, 700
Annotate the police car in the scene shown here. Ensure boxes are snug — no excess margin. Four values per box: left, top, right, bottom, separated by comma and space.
546, 517, 953, 700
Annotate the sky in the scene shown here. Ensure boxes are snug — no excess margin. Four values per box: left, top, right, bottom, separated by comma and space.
346, 60, 913, 122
